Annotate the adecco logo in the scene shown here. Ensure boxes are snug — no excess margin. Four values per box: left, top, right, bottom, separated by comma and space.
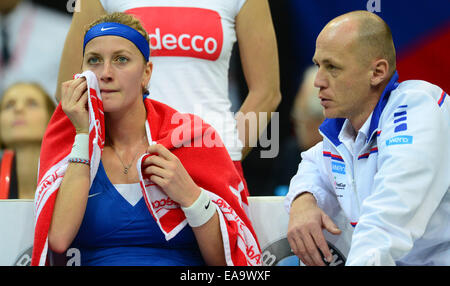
152, 197, 179, 211
126, 7, 223, 61
262, 237, 346, 266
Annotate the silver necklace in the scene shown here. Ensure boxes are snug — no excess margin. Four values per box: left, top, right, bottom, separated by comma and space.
109, 137, 147, 175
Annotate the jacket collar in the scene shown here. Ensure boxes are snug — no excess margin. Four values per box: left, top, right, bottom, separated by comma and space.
319, 71, 400, 146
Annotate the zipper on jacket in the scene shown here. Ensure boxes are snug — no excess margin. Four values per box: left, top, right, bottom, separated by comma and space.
319, 128, 362, 215
351, 177, 361, 213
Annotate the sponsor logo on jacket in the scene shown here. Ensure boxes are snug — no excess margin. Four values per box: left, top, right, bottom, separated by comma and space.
393, 104, 408, 133
332, 161, 346, 174
386, 135, 413, 146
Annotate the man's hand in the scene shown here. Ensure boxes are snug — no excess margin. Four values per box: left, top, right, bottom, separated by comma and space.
287, 192, 341, 266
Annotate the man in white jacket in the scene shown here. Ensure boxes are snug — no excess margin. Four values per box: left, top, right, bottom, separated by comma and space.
285, 10, 449, 266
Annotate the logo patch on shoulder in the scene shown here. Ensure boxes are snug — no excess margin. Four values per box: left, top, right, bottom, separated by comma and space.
386, 135, 413, 146
393, 105, 408, 133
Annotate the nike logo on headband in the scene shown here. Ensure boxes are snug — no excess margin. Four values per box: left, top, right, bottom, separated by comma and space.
84, 22, 150, 61
101, 27, 117, 32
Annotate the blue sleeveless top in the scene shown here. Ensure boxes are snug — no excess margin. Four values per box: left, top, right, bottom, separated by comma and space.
70, 161, 205, 266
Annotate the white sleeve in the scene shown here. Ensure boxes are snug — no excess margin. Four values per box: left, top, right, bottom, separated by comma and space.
346, 90, 450, 265
235, 0, 248, 14
284, 142, 338, 214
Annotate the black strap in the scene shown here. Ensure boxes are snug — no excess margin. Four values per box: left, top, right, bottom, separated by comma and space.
0, 150, 18, 199
1, 19, 10, 66
9, 154, 18, 199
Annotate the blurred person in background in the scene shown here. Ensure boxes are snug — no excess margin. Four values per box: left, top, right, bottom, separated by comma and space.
0, 82, 55, 199
0, 0, 70, 98
272, 66, 324, 196
291, 65, 324, 151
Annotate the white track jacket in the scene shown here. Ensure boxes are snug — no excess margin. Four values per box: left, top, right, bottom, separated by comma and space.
285, 72, 450, 265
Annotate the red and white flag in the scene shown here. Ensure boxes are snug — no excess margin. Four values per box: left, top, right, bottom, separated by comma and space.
31, 71, 261, 266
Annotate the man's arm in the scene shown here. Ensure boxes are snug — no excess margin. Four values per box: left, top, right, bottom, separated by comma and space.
55, 0, 106, 101
285, 142, 341, 266
346, 89, 450, 265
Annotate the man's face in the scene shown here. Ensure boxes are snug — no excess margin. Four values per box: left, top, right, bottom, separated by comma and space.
312, 22, 372, 121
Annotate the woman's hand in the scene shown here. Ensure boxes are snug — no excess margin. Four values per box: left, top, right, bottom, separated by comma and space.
142, 144, 201, 207
143, 144, 226, 265
61, 78, 89, 134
